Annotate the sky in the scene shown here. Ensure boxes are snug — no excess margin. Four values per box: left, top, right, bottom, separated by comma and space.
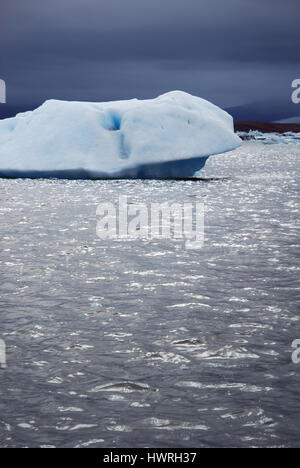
1, 0, 300, 120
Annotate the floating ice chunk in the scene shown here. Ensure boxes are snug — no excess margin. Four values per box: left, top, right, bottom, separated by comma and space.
0, 91, 241, 179
237, 130, 300, 145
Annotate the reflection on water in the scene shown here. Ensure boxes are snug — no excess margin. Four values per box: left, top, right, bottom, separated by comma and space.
0, 140, 299, 447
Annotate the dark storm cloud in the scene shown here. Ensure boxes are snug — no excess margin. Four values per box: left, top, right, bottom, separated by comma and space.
1, 0, 300, 120
3, 0, 300, 63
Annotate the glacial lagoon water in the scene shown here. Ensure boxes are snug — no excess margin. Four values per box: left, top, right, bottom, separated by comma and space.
0, 139, 299, 447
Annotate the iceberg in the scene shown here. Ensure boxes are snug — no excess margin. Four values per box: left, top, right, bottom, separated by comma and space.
0, 91, 241, 179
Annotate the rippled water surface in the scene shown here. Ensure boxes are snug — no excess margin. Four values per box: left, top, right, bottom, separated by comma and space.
0, 140, 299, 447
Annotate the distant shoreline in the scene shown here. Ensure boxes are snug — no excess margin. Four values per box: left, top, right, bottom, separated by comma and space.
235, 121, 300, 134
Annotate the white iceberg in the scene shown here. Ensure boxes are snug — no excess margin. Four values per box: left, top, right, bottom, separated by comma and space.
0, 91, 241, 179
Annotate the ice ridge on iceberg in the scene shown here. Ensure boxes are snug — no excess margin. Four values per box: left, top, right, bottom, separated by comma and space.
0, 91, 242, 179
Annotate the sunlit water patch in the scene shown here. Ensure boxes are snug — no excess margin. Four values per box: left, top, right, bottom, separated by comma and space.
0, 139, 299, 447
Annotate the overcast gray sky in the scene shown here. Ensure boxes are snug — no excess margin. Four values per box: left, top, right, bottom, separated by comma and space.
1, 0, 300, 120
